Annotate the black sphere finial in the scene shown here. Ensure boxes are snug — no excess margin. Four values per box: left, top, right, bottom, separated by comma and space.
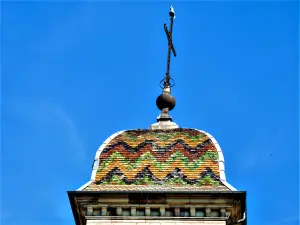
156, 93, 176, 111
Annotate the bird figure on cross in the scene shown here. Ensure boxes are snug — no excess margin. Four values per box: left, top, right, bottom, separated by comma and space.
163, 5, 177, 89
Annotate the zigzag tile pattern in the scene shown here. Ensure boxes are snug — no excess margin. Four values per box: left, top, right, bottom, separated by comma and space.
91, 128, 226, 188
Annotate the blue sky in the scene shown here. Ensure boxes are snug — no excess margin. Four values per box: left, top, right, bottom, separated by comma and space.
1, 1, 299, 225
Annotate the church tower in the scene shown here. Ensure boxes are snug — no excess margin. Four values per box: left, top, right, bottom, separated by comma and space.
68, 5, 246, 225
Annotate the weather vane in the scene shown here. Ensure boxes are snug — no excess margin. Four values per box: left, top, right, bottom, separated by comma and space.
161, 5, 176, 89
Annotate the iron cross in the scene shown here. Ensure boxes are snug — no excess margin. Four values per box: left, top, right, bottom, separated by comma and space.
164, 5, 177, 88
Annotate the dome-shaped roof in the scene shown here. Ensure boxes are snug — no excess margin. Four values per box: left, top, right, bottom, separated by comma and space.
79, 128, 236, 192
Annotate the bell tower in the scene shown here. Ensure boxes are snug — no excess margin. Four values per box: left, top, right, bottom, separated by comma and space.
68, 5, 247, 225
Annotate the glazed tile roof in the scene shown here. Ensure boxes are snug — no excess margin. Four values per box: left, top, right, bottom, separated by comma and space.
80, 128, 234, 192
83, 184, 230, 192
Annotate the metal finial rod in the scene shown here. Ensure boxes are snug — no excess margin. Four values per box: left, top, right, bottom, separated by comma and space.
155, 5, 177, 119
163, 5, 176, 89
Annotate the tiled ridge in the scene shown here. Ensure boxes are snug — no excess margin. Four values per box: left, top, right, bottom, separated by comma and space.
100, 139, 214, 160
96, 151, 219, 180
96, 167, 221, 185
106, 133, 210, 149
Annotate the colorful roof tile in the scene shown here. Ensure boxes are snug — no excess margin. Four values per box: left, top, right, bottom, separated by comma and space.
79, 128, 236, 192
